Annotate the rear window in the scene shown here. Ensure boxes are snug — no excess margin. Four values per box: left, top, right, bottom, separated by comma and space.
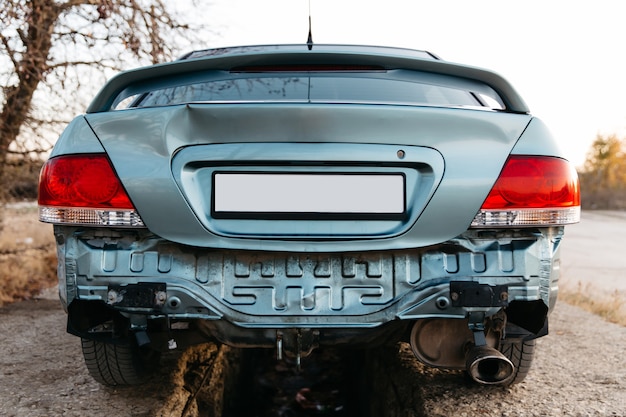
127, 71, 504, 110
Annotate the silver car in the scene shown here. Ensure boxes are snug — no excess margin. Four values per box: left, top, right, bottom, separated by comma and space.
39, 44, 580, 387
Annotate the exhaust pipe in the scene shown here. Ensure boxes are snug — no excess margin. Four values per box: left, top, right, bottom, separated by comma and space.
465, 344, 515, 385
408, 318, 514, 385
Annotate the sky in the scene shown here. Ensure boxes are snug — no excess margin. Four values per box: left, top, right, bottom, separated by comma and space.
187, 0, 626, 167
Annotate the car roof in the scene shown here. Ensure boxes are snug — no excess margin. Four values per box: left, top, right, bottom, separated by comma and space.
86, 44, 529, 114
181, 44, 441, 61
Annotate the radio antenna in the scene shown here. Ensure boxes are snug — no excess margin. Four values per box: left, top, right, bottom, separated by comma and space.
306, 0, 313, 50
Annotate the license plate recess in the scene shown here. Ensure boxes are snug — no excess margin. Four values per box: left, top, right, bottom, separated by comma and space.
212, 172, 406, 220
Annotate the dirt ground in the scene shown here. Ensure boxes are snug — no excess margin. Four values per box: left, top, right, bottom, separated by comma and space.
0, 203, 56, 306
1, 206, 625, 416
0, 287, 624, 417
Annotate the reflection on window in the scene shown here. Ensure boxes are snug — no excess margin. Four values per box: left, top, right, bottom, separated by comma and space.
476, 93, 504, 110
137, 78, 308, 107
114, 94, 142, 110
133, 76, 493, 109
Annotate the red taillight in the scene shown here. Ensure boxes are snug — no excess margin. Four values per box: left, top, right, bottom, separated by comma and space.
38, 154, 144, 227
482, 156, 580, 209
472, 156, 580, 227
39, 154, 133, 209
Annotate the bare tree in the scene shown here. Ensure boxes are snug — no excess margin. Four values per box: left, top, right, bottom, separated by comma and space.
0, 0, 204, 207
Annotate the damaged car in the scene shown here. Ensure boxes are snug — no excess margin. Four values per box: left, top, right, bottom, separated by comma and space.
39, 44, 580, 386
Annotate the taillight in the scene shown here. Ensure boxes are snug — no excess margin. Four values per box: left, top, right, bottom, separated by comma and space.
471, 155, 580, 227
38, 154, 144, 227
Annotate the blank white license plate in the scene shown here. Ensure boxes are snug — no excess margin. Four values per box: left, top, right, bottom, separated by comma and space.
213, 173, 405, 217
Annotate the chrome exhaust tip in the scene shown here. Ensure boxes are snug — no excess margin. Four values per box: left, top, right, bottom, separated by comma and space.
465, 344, 515, 385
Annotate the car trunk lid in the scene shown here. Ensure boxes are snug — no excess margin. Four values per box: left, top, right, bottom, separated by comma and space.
86, 103, 532, 251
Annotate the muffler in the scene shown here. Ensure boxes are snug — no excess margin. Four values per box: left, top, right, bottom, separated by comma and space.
465, 344, 515, 385
409, 317, 515, 385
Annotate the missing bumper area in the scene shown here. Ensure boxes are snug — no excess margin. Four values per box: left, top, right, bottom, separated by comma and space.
449, 281, 509, 308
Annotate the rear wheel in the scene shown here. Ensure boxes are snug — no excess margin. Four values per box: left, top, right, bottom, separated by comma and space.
499, 339, 536, 385
81, 338, 160, 386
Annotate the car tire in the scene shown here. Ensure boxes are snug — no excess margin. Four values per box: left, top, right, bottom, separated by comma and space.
499, 339, 536, 385
81, 338, 160, 386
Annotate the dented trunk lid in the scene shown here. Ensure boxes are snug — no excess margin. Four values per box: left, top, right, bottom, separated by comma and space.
84, 103, 531, 251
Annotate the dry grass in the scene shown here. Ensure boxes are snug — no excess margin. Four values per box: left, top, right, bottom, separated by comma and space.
559, 282, 626, 327
0, 203, 57, 306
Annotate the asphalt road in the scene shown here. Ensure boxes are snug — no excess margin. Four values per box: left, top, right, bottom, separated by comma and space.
560, 210, 626, 295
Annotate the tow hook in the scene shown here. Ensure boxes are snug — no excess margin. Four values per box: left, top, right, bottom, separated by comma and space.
276, 329, 320, 371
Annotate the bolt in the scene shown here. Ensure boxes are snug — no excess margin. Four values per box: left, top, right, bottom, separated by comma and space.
450, 291, 459, 302
500, 291, 509, 301
107, 290, 118, 304
155, 291, 167, 305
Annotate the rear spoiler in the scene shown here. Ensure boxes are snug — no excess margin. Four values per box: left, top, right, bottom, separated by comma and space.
86, 44, 529, 114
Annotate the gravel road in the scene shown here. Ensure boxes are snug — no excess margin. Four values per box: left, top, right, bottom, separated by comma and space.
1, 293, 624, 417
1, 212, 625, 416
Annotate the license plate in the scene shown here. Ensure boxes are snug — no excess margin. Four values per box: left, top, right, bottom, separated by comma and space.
213, 173, 405, 219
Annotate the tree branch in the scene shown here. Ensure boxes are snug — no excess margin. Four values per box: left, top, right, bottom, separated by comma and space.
46, 60, 112, 70
0, 33, 20, 75
55, 0, 101, 12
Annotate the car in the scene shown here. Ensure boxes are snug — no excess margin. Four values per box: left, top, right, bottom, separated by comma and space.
38, 44, 580, 387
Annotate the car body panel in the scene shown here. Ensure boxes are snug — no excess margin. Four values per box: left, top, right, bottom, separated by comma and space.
84, 104, 533, 250
510, 117, 564, 157
49, 116, 106, 157
54, 226, 562, 330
